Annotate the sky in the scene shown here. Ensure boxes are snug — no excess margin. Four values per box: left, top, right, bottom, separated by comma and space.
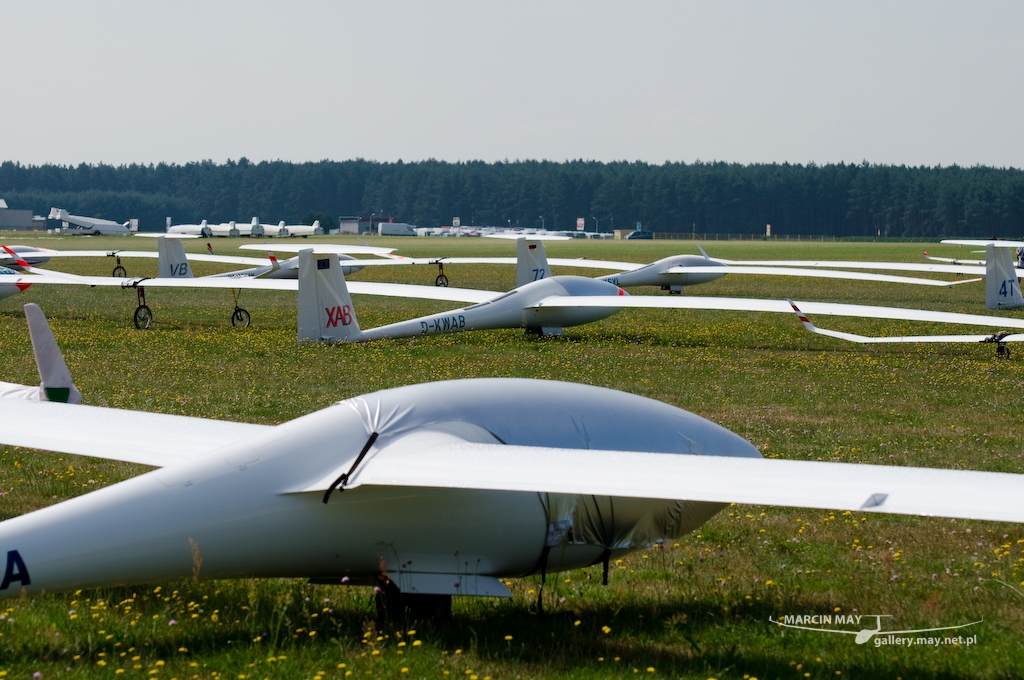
3, 1, 1023, 168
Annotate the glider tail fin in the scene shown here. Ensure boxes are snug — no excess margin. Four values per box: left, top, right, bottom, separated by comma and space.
516, 238, 550, 287
297, 250, 363, 343
24, 303, 81, 404
157, 236, 193, 278
985, 244, 1024, 309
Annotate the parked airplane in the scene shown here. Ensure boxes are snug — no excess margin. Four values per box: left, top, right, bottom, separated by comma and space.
0, 368, 1021, 609
247, 240, 977, 291
0, 245, 57, 268
207, 217, 263, 237
0, 303, 81, 403
168, 220, 213, 237
48, 208, 135, 236
295, 246, 1024, 344
269, 220, 324, 237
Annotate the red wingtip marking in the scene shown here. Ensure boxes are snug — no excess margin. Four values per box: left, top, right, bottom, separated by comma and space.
618, 288, 625, 296
3, 245, 32, 269
15, 282, 31, 292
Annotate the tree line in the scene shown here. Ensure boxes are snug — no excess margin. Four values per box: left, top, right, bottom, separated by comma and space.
1, 158, 1023, 237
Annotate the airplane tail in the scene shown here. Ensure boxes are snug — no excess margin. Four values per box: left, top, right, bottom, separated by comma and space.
47, 207, 70, 222
25, 303, 82, 404
157, 236, 193, 278
297, 249, 363, 343
516, 238, 550, 287
985, 244, 1024, 309
312, 220, 323, 235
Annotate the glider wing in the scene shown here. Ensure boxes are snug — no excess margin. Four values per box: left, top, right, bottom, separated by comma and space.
0, 400, 270, 467
303, 434, 1024, 524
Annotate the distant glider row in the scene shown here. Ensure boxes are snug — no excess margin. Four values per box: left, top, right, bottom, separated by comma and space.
2, 239, 1022, 353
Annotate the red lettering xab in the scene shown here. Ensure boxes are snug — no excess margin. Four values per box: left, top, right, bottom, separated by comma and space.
325, 305, 353, 328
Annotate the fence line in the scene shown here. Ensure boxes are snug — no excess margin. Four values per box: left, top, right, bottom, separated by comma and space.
653, 232, 837, 242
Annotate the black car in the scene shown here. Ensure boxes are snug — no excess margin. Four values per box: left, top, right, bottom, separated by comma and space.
625, 230, 652, 240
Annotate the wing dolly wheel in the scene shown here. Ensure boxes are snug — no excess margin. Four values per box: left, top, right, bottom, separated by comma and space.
112, 265, 127, 278
231, 307, 251, 328
131, 285, 153, 329
985, 331, 1012, 359
230, 289, 251, 328
134, 305, 153, 329
435, 261, 449, 287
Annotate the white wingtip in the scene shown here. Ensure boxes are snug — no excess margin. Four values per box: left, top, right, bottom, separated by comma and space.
24, 304, 81, 404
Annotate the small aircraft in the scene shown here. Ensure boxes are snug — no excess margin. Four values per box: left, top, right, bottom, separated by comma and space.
269, 219, 324, 237
0, 303, 81, 403
0, 246, 57, 269
48, 208, 135, 236
207, 217, 263, 237
295, 242, 1024, 344
248, 239, 980, 292
0, 320, 1022, 612
168, 220, 214, 237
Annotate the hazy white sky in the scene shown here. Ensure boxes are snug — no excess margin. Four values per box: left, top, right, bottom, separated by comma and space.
3, 1, 1022, 168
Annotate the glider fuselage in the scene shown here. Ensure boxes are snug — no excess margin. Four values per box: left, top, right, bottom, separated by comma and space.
598, 254, 727, 289
0, 379, 752, 599
358, 276, 627, 341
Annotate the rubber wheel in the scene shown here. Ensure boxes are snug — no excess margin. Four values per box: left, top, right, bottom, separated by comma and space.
133, 305, 153, 329
231, 307, 251, 328
435, 274, 449, 287
112, 265, 127, 278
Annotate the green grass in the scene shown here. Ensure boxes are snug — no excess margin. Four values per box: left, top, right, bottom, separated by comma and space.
0, 235, 1022, 679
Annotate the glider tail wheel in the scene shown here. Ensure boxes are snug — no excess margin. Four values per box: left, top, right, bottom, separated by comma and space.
435, 262, 448, 287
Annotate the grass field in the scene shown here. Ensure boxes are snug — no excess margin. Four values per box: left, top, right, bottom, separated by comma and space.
0, 235, 1022, 679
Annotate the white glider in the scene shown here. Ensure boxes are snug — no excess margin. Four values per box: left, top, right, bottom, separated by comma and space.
48, 208, 134, 236
295, 242, 1024, 344
0, 371, 1022, 606
246, 240, 975, 292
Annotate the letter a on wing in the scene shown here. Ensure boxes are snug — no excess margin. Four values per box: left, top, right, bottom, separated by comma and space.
297, 249, 363, 343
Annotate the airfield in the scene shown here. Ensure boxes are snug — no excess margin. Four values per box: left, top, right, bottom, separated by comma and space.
0, 235, 1022, 679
